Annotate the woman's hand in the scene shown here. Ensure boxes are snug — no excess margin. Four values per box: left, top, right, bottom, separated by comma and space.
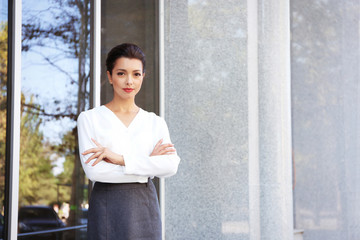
82, 138, 125, 166
150, 139, 176, 156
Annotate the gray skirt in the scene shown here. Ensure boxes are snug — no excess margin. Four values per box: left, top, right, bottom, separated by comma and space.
87, 179, 161, 240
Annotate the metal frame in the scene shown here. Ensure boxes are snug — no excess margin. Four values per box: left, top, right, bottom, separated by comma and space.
88, 0, 101, 203
3, 1, 99, 239
17, 225, 86, 237
158, 0, 166, 239
3, 1, 163, 239
4, 0, 21, 239
90, 0, 101, 109
247, 0, 260, 239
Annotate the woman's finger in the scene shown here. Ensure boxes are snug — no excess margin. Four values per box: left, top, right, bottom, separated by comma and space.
85, 151, 101, 164
154, 143, 175, 155
150, 140, 176, 156
92, 153, 106, 166
91, 138, 102, 147
154, 139, 163, 149
150, 139, 163, 156
156, 143, 174, 152
82, 147, 100, 155
159, 147, 176, 155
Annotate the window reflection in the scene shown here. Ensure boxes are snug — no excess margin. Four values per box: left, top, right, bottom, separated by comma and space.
101, 0, 159, 193
20, 0, 90, 239
0, 0, 8, 239
101, 0, 159, 112
291, 0, 360, 238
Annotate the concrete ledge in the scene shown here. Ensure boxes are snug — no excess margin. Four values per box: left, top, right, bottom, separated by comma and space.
294, 229, 304, 240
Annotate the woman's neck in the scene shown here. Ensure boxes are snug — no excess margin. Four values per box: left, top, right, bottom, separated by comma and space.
106, 97, 139, 113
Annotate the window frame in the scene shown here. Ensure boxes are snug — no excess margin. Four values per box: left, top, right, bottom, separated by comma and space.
4, 0, 165, 239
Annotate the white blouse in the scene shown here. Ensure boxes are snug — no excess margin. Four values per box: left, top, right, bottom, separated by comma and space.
77, 105, 181, 183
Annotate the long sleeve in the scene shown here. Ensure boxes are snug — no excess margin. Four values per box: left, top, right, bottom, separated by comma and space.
123, 117, 181, 178
77, 106, 179, 183
77, 111, 147, 183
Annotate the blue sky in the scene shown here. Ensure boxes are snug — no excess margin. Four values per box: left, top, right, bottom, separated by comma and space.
21, 0, 85, 144
1, 0, 89, 175
1, 0, 81, 145
21, 0, 89, 174
0, 0, 7, 22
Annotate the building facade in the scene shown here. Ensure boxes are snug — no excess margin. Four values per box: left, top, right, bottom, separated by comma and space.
0, 0, 359, 239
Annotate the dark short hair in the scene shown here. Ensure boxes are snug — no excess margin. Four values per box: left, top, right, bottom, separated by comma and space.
106, 43, 146, 74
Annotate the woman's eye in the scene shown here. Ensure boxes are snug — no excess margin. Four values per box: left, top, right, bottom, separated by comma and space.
117, 72, 125, 76
134, 73, 141, 77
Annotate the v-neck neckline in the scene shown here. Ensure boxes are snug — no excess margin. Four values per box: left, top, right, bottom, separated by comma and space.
101, 105, 142, 129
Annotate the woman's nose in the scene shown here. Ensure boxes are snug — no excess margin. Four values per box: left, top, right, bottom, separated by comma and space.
126, 76, 133, 85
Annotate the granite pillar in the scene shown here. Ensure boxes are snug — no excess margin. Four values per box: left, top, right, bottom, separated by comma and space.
257, 0, 294, 239
291, 0, 360, 239
164, 1, 248, 239
163, 0, 293, 239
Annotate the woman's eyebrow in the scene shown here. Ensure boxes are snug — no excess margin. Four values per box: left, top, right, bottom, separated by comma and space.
115, 69, 142, 71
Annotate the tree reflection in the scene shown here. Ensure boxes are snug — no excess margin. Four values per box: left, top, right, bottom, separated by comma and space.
20, 0, 90, 233
19, 97, 57, 206
0, 21, 7, 216
291, 0, 360, 238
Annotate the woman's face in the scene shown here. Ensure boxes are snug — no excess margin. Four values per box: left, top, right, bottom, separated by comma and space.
107, 57, 144, 100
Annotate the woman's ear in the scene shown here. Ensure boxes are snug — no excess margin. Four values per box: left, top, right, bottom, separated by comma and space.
107, 71, 113, 85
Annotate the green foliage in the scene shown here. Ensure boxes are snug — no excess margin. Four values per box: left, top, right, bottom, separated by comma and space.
0, 22, 59, 206
0, 21, 7, 213
0, 22, 7, 91
0, 0, 90, 221
54, 130, 77, 203
19, 97, 58, 206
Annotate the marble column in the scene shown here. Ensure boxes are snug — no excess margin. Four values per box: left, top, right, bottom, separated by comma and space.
163, 1, 249, 239
163, 0, 294, 239
257, 0, 294, 239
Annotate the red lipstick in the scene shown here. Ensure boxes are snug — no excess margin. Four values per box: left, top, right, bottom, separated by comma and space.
123, 88, 134, 93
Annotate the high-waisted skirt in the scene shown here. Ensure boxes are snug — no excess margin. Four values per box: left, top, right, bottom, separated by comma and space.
87, 179, 161, 240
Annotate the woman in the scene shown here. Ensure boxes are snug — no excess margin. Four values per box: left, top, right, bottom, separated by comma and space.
77, 43, 180, 240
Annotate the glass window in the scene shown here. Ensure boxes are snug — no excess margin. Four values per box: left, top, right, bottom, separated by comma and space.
101, 0, 159, 112
291, 0, 360, 239
100, 0, 159, 189
19, 0, 91, 239
0, 0, 7, 239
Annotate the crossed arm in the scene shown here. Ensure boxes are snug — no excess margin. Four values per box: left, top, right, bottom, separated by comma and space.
82, 138, 176, 166
77, 112, 180, 179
